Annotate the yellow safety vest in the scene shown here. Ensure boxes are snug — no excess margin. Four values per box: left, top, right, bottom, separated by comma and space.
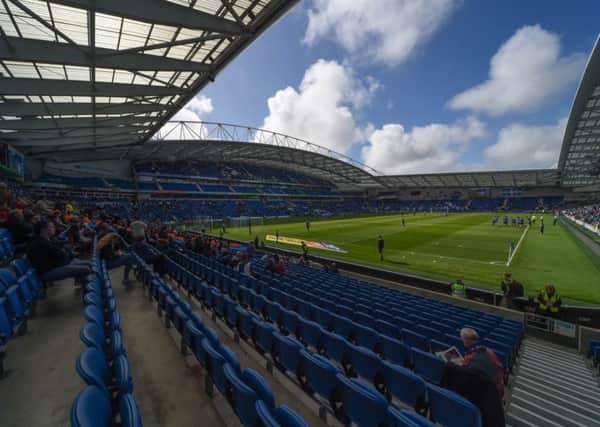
539, 292, 559, 313
451, 282, 466, 298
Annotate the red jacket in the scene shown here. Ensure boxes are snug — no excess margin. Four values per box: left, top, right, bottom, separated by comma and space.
463, 345, 505, 400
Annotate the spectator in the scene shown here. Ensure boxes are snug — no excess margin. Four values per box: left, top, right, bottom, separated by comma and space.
4, 209, 32, 246
460, 327, 505, 400
26, 219, 91, 284
537, 284, 561, 317
97, 232, 135, 286
450, 279, 466, 298
500, 273, 523, 309
0, 182, 10, 224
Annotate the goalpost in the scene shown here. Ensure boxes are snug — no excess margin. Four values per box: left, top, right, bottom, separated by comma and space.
229, 216, 264, 229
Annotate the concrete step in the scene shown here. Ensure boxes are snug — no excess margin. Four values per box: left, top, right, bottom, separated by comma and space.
515, 360, 600, 388
515, 370, 600, 403
507, 402, 566, 427
512, 378, 600, 421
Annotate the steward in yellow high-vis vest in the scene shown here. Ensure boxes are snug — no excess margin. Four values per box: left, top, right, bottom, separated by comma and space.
451, 279, 466, 298
538, 284, 561, 317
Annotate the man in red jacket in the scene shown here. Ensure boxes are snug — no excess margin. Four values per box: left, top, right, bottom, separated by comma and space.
461, 327, 505, 400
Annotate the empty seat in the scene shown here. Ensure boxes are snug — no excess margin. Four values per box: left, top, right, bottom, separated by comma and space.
427, 384, 482, 427
387, 406, 435, 427
321, 330, 351, 370
336, 374, 388, 427
242, 368, 275, 411
202, 339, 228, 393
412, 348, 445, 385
223, 363, 259, 426
70, 385, 112, 427
297, 318, 322, 350
401, 329, 429, 352
350, 344, 382, 384
272, 332, 303, 376
76, 348, 110, 395
120, 393, 143, 427
280, 308, 300, 335
381, 361, 426, 409
300, 350, 340, 406
354, 323, 379, 350
255, 400, 309, 427
253, 319, 278, 355
80, 323, 106, 354
379, 334, 411, 366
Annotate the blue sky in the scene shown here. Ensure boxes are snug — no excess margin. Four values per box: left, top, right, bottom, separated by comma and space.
174, 0, 598, 174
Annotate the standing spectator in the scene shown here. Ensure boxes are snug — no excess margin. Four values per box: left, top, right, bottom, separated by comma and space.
4, 209, 32, 246
451, 279, 466, 298
377, 235, 384, 261
500, 273, 523, 309
97, 232, 135, 286
460, 328, 505, 400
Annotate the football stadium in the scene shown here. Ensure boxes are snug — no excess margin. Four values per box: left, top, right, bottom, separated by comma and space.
0, 1, 599, 427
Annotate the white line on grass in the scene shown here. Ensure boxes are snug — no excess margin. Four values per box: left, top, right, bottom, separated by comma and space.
506, 225, 529, 266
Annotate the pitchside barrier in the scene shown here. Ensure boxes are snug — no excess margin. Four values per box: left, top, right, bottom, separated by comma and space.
188, 232, 600, 349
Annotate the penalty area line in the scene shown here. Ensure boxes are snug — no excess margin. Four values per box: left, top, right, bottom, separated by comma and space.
506, 225, 529, 267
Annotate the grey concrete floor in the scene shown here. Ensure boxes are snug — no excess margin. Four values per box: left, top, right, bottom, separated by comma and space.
0, 282, 86, 427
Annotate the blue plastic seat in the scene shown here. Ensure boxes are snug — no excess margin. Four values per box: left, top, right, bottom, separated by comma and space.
111, 330, 126, 357
331, 314, 354, 340
84, 305, 105, 330
350, 344, 382, 384
76, 348, 110, 395
253, 319, 278, 355
354, 323, 379, 350
412, 347, 445, 384
173, 301, 191, 333
381, 361, 426, 409
402, 329, 429, 352
375, 319, 399, 339
427, 383, 482, 427
223, 363, 259, 426
255, 401, 309, 427
114, 354, 134, 394
321, 330, 351, 369
336, 374, 388, 427
387, 406, 435, 427
0, 298, 13, 344
80, 323, 106, 353
120, 393, 143, 427
242, 368, 275, 410
297, 318, 322, 349
225, 296, 238, 327
265, 301, 283, 324
300, 350, 340, 405
214, 290, 226, 317
237, 307, 257, 340
6, 285, 27, 323
280, 308, 300, 336
313, 305, 332, 330
379, 334, 411, 366
203, 338, 228, 393
70, 385, 112, 427
272, 332, 303, 376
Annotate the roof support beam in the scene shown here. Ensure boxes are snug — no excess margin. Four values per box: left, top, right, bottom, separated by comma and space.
0, 102, 169, 116
0, 78, 184, 97
3, 126, 146, 141
47, 0, 248, 34
0, 115, 155, 130
0, 36, 212, 72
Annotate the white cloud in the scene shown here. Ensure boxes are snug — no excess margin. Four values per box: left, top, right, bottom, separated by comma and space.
261, 59, 379, 153
161, 95, 213, 139
449, 25, 585, 116
304, 0, 457, 66
361, 116, 486, 174
484, 118, 566, 169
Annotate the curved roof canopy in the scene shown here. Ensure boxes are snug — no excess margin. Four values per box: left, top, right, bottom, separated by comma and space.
558, 35, 600, 187
0, 0, 298, 155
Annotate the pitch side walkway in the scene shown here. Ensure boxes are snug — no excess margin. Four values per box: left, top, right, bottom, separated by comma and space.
506, 337, 600, 427
561, 217, 600, 258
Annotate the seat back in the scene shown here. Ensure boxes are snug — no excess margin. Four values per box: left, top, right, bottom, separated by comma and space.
336, 374, 388, 427
120, 393, 143, 427
412, 347, 445, 385
300, 350, 340, 403
76, 348, 109, 394
350, 344, 382, 383
80, 323, 106, 353
427, 384, 482, 427
242, 368, 275, 410
382, 361, 426, 409
114, 355, 134, 394
223, 363, 259, 427
387, 406, 435, 427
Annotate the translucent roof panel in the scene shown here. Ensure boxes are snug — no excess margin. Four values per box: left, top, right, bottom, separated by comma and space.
558, 36, 600, 187
0, 0, 300, 159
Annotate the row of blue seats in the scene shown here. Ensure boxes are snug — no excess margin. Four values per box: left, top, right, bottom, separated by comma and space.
71, 256, 142, 427
134, 254, 311, 427
173, 251, 520, 380
165, 253, 482, 427
0, 229, 17, 262
0, 257, 46, 375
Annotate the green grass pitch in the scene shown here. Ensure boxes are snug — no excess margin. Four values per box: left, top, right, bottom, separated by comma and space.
219, 213, 600, 305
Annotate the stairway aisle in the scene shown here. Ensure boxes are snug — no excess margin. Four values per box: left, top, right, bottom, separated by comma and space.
506, 337, 600, 427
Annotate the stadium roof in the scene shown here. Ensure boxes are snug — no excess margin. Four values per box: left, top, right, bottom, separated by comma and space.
558, 35, 600, 187
376, 169, 561, 189
0, 0, 298, 156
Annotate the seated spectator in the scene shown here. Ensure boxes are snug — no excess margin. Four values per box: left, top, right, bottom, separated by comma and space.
67, 215, 92, 254
4, 209, 32, 246
460, 327, 504, 400
0, 182, 10, 224
26, 219, 91, 284
97, 232, 135, 286
271, 255, 287, 273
